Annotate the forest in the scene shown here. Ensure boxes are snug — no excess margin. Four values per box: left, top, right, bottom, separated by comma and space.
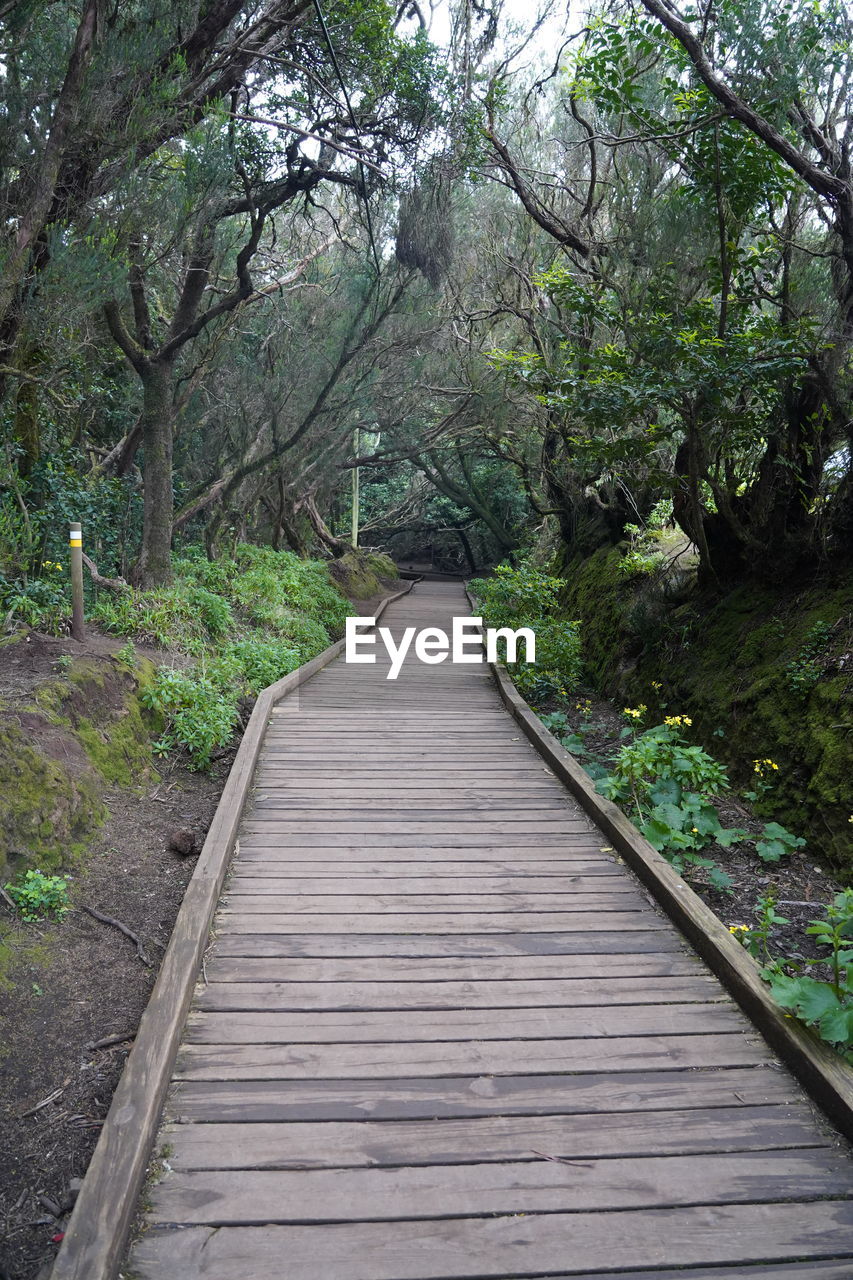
1, 2, 853, 1274
2, 0, 850, 833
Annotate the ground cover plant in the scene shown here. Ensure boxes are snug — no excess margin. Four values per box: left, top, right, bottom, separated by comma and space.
91, 545, 349, 767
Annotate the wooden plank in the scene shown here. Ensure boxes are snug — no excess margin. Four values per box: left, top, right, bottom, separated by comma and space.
210, 930, 684, 957
164, 1103, 830, 1170
169, 1065, 798, 1123
249, 800, 580, 814
202, 953, 701, 983
240, 823, 598, 838
235, 845, 613, 860
191, 973, 725, 1011
215, 911, 665, 934
225, 876, 641, 896
174, 1033, 769, 1080
148, 1149, 853, 1225
236, 834, 604, 847
228, 860, 625, 877
219, 891, 648, 913
186, 1003, 742, 1043
248, 793, 571, 804
129, 1201, 853, 1280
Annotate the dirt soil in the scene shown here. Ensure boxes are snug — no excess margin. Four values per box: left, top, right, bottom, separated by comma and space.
0, 627, 232, 1280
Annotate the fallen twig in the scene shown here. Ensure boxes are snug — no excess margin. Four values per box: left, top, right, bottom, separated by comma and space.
77, 905, 152, 967
20, 1087, 64, 1118
0, 886, 17, 914
86, 1031, 135, 1051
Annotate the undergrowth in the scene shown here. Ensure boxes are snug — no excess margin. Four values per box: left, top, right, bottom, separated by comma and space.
539, 699, 848, 1059
469, 561, 582, 699
92, 545, 349, 767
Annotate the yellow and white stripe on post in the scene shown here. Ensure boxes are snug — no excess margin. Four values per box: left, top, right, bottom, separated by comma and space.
69, 522, 85, 641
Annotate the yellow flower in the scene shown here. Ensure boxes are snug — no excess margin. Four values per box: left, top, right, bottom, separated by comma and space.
728, 924, 749, 934
650, 680, 662, 691
664, 714, 692, 728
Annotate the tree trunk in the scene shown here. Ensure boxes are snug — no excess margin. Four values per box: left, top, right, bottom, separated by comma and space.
13, 342, 42, 478
134, 359, 175, 587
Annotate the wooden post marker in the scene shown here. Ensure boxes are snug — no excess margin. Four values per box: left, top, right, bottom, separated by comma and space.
69, 522, 84, 641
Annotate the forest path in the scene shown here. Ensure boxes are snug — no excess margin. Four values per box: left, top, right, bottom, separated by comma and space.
128, 580, 853, 1278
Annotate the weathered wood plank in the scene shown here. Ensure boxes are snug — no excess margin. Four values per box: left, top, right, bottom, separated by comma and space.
130, 1201, 853, 1280
191, 973, 725, 1012
209, 930, 684, 957
169, 1065, 797, 1123
228, 861, 625, 878
202, 952, 698, 983
220, 891, 648, 914
174, 1032, 769, 1080
225, 875, 636, 894
185, 1003, 743, 1043
164, 1104, 829, 1171
236, 834, 604, 847
234, 846, 614, 860
215, 911, 665, 934
148, 1149, 853, 1225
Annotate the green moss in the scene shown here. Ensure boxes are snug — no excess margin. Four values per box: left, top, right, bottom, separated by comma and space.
330, 549, 399, 601
0, 722, 106, 875
562, 550, 853, 876
0, 931, 51, 996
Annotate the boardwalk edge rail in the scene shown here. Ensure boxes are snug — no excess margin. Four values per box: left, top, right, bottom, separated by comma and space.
467, 599, 853, 1141
51, 580, 416, 1280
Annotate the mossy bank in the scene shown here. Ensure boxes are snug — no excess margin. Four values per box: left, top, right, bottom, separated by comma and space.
562, 546, 853, 874
0, 545, 400, 883
0, 652, 159, 884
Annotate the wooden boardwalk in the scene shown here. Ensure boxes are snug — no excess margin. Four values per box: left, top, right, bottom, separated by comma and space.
129, 581, 853, 1278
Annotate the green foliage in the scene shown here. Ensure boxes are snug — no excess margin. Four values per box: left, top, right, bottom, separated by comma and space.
141, 668, 235, 770
619, 500, 674, 577
219, 635, 300, 695
759, 890, 853, 1056
730, 889, 790, 962
115, 639, 138, 667
91, 583, 233, 651
470, 561, 582, 697
598, 720, 745, 889
755, 820, 806, 863
5, 869, 70, 922
117, 546, 346, 766
785, 620, 833, 696
0, 456, 142, 633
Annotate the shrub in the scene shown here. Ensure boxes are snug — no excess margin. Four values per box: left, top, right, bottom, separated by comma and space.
220, 635, 300, 694
141, 667, 236, 769
470, 561, 582, 697
598, 719, 745, 889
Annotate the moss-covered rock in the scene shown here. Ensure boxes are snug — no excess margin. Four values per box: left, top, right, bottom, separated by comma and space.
329, 549, 399, 601
563, 549, 853, 875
